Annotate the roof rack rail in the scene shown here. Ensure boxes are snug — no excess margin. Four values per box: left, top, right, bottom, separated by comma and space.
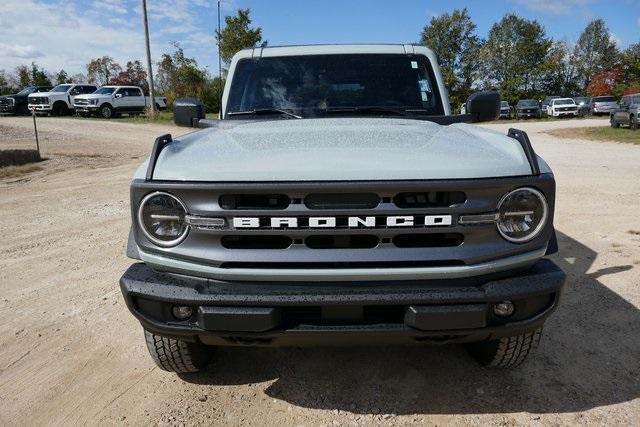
145, 134, 172, 180
507, 128, 540, 176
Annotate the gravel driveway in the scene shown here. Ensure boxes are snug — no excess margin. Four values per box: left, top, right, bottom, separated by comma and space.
0, 116, 638, 425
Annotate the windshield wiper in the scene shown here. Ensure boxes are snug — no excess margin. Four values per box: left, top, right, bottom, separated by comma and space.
324, 106, 423, 117
227, 108, 302, 119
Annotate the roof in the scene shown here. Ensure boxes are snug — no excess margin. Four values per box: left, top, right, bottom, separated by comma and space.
234, 43, 435, 59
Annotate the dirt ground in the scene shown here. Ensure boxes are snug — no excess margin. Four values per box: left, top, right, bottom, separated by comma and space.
0, 116, 638, 426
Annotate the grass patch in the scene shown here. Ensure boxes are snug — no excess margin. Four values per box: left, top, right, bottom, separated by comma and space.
546, 127, 640, 144
0, 149, 42, 167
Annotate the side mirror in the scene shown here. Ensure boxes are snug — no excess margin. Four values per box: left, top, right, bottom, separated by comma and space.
465, 91, 500, 123
114, 93, 123, 99
174, 97, 205, 127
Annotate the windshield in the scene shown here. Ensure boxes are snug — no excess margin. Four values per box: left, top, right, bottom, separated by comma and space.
94, 87, 115, 95
16, 87, 37, 96
500, 101, 509, 108
574, 97, 589, 103
518, 100, 538, 107
51, 84, 72, 93
226, 54, 444, 118
594, 96, 615, 102
554, 99, 574, 105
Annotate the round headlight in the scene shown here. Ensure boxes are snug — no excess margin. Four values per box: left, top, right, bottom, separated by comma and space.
496, 187, 548, 243
137, 192, 189, 247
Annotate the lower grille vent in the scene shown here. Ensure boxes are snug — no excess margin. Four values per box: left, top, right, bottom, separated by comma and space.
393, 233, 463, 248
305, 235, 379, 249
221, 235, 292, 249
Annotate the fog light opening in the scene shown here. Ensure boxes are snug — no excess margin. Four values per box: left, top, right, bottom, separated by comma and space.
493, 301, 515, 317
172, 305, 193, 320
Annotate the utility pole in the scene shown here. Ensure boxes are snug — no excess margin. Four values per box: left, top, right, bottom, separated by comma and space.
142, 0, 156, 117
217, 0, 223, 118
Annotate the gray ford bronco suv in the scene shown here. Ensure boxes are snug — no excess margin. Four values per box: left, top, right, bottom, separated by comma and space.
120, 44, 565, 373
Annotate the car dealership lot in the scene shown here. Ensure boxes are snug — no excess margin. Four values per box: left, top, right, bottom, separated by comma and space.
0, 117, 638, 425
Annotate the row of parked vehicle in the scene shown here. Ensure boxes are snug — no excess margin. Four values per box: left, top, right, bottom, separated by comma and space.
0, 84, 167, 119
457, 94, 637, 129
489, 95, 622, 120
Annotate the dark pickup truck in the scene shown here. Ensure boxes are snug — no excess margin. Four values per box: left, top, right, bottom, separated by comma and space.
0, 86, 53, 115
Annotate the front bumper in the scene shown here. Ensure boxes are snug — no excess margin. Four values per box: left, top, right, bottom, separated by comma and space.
0, 105, 16, 113
517, 111, 539, 118
552, 110, 578, 117
120, 259, 565, 346
74, 105, 99, 113
28, 104, 52, 112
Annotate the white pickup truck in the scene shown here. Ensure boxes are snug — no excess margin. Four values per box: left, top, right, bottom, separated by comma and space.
28, 84, 98, 115
73, 86, 167, 118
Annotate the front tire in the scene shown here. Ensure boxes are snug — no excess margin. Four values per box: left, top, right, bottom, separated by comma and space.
465, 327, 542, 368
144, 330, 213, 373
99, 104, 114, 119
610, 115, 620, 128
51, 102, 69, 116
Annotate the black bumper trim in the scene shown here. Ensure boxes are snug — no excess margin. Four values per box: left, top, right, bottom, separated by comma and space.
120, 259, 565, 345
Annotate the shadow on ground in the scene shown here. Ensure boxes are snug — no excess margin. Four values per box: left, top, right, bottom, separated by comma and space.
181, 231, 639, 415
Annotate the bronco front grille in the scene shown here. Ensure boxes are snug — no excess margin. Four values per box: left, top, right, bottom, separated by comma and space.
132, 176, 556, 269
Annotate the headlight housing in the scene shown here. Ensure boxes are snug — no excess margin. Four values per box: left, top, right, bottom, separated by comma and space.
137, 192, 189, 247
496, 187, 548, 243
8, 97, 15, 106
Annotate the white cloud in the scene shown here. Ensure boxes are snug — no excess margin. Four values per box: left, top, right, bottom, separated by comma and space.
0, 42, 44, 59
91, 0, 128, 15
514, 0, 593, 16
0, 0, 156, 75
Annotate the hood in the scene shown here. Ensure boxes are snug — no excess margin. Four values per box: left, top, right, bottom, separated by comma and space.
149, 118, 534, 182
75, 93, 105, 100
28, 91, 55, 98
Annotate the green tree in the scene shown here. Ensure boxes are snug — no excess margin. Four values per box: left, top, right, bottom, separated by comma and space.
573, 19, 619, 89
86, 56, 122, 86
156, 44, 221, 112
420, 8, 481, 107
16, 65, 30, 87
479, 14, 552, 103
30, 62, 52, 86
216, 8, 264, 66
0, 70, 10, 95
618, 42, 640, 92
538, 41, 581, 96
55, 69, 70, 84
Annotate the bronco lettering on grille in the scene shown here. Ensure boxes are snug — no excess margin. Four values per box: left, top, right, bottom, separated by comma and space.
232, 215, 452, 229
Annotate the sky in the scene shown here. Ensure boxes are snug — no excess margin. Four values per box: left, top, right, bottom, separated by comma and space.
1, 0, 639, 76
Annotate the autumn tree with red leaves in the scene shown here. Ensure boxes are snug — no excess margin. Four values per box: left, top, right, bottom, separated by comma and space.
109, 61, 149, 94
586, 64, 623, 96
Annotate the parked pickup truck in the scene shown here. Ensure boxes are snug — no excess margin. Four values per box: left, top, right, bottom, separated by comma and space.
0, 85, 52, 115
590, 96, 618, 116
74, 85, 167, 119
547, 98, 578, 117
610, 92, 639, 130
27, 83, 97, 115
120, 44, 565, 374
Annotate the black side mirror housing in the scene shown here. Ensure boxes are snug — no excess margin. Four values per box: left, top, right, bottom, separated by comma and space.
173, 97, 205, 127
466, 91, 501, 123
